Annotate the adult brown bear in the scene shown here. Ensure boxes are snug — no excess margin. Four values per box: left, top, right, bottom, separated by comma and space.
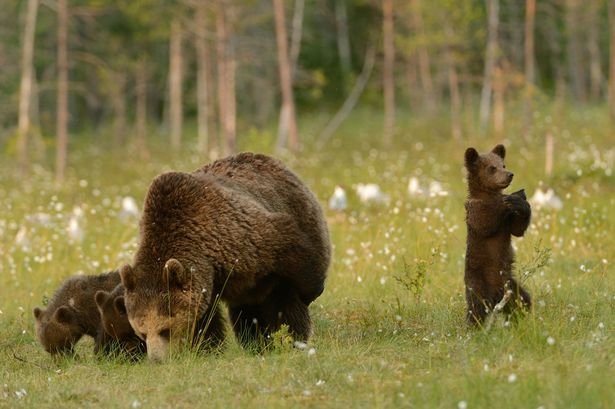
120, 153, 330, 361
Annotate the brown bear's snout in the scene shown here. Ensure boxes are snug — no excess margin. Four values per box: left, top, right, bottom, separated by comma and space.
507, 172, 514, 182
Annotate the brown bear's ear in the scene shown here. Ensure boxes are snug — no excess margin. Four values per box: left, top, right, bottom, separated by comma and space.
95, 290, 110, 309
114, 296, 127, 315
492, 144, 506, 159
54, 306, 75, 324
163, 258, 187, 289
464, 148, 479, 168
120, 264, 136, 292
33, 307, 44, 320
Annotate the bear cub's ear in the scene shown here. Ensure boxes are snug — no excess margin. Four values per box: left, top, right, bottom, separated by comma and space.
492, 144, 506, 159
54, 306, 75, 324
120, 264, 136, 292
95, 290, 110, 310
33, 307, 44, 320
464, 148, 479, 168
114, 296, 127, 315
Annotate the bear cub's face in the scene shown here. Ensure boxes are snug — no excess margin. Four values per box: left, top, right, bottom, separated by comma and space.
33, 306, 82, 355
464, 144, 514, 192
95, 286, 145, 355
120, 259, 206, 362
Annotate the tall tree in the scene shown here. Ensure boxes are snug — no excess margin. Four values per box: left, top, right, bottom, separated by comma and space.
566, 0, 586, 102
609, 0, 615, 121
169, 18, 183, 150
524, 0, 536, 138
479, 0, 499, 133
410, 0, 436, 113
335, 0, 352, 83
587, 1, 603, 101
194, 2, 210, 154
16, 0, 39, 175
273, 0, 298, 151
135, 59, 149, 159
382, 0, 395, 145
55, 0, 69, 184
216, 0, 236, 155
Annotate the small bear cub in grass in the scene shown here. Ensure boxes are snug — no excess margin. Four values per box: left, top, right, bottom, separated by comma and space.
95, 284, 146, 357
463, 144, 532, 325
33, 271, 120, 355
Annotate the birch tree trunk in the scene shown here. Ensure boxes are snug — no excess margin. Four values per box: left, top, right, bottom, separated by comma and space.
135, 60, 149, 159
609, 0, 615, 121
446, 48, 462, 141
335, 0, 352, 82
479, 0, 499, 133
112, 72, 126, 146
524, 0, 536, 139
169, 18, 183, 150
195, 3, 210, 155
410, 0, 436, 114
273, 0, 298, 151
55, 0, 69, 184
382, 0, 395, 146
493, 65, 504, 140
587, 1, 603, 101
17, 0, 39, 175
566, 0, 586, 103
215, 2, 228, 155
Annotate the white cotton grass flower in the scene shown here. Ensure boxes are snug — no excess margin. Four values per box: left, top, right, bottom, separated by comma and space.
355, 183, 390, 205
328, 185, 348, 211
119, 196, 140, 220
530, 187, 563, 210
307, 347, 316, 357
507, 373, 517, 383
458, 400, 468, 409
547, 336, 556, 346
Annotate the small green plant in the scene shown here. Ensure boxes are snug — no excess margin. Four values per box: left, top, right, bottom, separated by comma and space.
394, 248, 438, 301
517, 240, 552, 283
268, 324, 294, 353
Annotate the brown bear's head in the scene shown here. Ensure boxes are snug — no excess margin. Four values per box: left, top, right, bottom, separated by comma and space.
464, 144, 514, 194
32, 306, 82, 355
119, 258, 211, 362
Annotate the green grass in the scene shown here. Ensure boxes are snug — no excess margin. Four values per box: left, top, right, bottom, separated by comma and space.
1, 105, 613, 408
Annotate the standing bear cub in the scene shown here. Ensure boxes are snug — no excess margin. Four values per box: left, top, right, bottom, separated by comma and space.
120, 152, 331, 361
464, 144, 532, 325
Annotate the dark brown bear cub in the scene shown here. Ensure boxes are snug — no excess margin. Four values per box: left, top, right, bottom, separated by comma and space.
33, 271, 120, 355
95, 284, 146, 357
464, 144, 532, 326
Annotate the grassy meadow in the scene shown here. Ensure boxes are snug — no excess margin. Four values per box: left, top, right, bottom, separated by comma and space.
0, 106, 613, 408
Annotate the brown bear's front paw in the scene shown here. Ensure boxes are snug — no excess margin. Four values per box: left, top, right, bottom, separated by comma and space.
504, 194, 530, 214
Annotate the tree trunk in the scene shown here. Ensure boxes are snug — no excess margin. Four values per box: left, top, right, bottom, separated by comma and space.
410, 0, 436, 114
135, 60, 149, 159
523, 0, 536, 139
195, 3, 210, 155
587, 1, 603, 101
215, 2, 228, 155
566, 0, 586, 103
335, 0, 352, 84
479, 0, 499, 133
169, 18, 183, 150
112, 72, 127, 146
55, 0, 69, 184
382, 0, 395, 145
446, 47, 462, 141
493, 65, 504, 140
289, 0, 305, 77
17, 0, 39, 175
610, 0, 615, 121
273, 0, 298, 151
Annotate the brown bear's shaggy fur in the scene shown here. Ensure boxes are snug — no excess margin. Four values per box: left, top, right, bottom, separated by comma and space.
33, 271, 120, 355
95, 284, 146, 357
464, 144, 532, 325
120, 152, 331, 361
